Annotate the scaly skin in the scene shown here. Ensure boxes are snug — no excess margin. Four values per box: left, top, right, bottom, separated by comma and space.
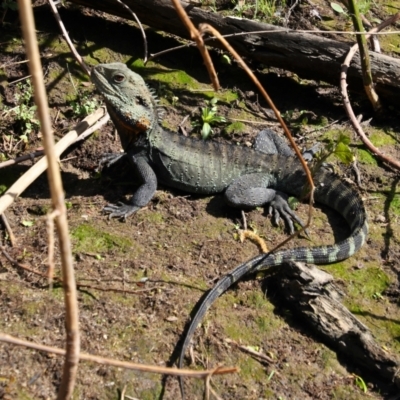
91, 63, 368, 397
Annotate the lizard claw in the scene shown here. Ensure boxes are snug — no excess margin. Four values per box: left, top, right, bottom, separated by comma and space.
103, 202, 139, 220
268, 192, 308, 236
97, 153, 126, 171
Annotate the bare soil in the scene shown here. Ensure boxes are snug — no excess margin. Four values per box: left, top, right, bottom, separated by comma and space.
0, 1, 400, 400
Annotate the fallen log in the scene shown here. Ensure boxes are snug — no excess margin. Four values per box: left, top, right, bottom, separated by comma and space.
66, 0, 400, 103
269, 262, 400, 387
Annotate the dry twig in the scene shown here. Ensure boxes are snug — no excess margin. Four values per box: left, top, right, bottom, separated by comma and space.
17, 1, 80, 397
113, 0, 148, 62
0, 213, 16, 246
48, 0, 91, 75
0, 148, 44, 169
340, 13, 400, 171
0, 333, 238, 377
170, 0, 219, 90
347, 0, 380, 110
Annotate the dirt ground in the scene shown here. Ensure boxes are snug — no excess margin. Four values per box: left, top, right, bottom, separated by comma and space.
0, 1, 400, 399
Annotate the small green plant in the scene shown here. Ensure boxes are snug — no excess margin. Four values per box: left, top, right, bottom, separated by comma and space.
353, 374, 368, 393
1, 0, 18, 11
256, 0, 281, 19
372, 291, 383, 300
200, 0, 217, 12
331, 1, 372, 16
310, 132, 354, 174
232, 0, 253, 17
70, 92, 98, 117
4, 80, 39, 142
193, 97, 226, 140
233, 0, 285, 20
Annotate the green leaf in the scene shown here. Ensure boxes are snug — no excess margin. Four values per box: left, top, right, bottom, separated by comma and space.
337, 133, 351, 145
221, 54, 231, 65
331, 2, 345, 13
354, 375, 368, 393
201, 123, 212, 139
334, 141, 354, 164
288, 197, 300, 210
21, 220, 34, 227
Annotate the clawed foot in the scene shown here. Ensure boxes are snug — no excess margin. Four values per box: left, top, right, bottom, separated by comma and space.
103, 202, 139, 221
97, 153, 126, 171
268, 192, 308, 236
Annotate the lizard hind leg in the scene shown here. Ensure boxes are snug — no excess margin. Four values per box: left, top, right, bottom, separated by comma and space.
254, 129, 294, 156
254, 128, 320, 162
224, 173, 305, 235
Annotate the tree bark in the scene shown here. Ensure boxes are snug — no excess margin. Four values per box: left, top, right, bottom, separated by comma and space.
66, 0, 400, 102
270, 262, 400, 387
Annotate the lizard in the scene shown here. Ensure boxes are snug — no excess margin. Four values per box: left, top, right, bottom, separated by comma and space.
91, 62, 368, 393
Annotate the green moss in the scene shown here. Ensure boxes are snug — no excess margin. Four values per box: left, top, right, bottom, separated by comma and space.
245, 290, 268, 310
356, 148, 377, 165
323, 129, 353, 141
205, 90, 238, 104
323, 260, 400, 352
139, 385, 163, 400
239, 356, 266, 382
224, 121, 245, 134
389, 193, 400, 216
71, 223, 137, 254
378, 25, 400, 55
143, 211, 164, 224
331, 384, 368, 400
325, 262, 390, 300
14, 391, 34, 400
151, 69, 197, 87
130, 59, 145, 69
369, 130, 397, 147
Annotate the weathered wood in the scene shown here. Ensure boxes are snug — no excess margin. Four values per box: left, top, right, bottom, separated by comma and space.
271, 262, 400, 387
66, 0, 400, 102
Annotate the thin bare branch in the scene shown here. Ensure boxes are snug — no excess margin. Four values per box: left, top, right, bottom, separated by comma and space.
0, 213, 16, 246
113, 0, 148, 62
0, 59, 29, 68
340, 13, 400, 171
0, 333, 238, 378
17, 1, 80, 397
170, 0, 219, 90
46, 209, 60, 288
0, 148, 44, 169
48, 0, 91, 76
347, 0, 381, 110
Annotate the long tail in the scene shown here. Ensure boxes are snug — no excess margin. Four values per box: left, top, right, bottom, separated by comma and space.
178, 170, 368, 397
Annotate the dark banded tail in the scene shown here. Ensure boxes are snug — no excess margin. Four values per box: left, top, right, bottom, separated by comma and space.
178, 172, 368, 397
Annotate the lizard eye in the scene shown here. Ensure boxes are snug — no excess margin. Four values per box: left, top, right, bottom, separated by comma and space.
113, 73, 125, 83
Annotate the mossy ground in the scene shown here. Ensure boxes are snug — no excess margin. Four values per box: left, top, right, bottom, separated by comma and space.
1, 1, 400, 399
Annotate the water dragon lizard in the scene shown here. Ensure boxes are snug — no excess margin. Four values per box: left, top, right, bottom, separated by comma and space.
91, 63, 368, 392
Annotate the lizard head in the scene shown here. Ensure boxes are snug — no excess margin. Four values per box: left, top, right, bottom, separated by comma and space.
91, 63, 160, 139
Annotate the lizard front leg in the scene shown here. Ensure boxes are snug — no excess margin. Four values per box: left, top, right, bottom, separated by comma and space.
103, 153, 157, 220
224, 173, 305, 235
